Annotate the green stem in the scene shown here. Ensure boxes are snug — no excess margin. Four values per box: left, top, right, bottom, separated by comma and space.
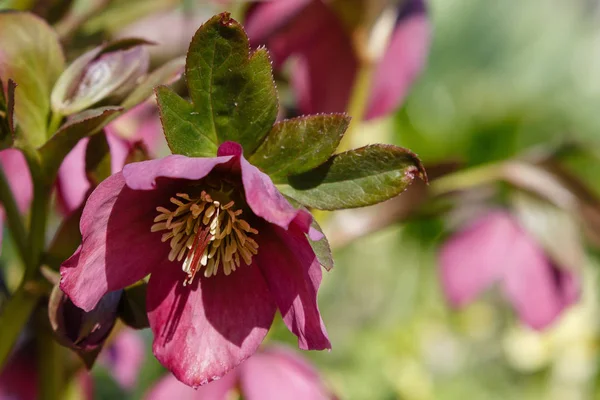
338, 60, 376, 153
430, 163, 504, 196
37, 329, 64, 400
0, 166, 28, 262
0, 283, 42, 367
47, 112, 62, 136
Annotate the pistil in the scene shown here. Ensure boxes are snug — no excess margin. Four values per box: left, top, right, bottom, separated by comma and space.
151, 191, 258, 285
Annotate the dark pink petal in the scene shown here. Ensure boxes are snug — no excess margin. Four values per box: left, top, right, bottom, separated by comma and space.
439, 212, 512, 307
255, 223, 330, 350
287, 2, 357, 114
501, 233, 580, 330
365, 0, 431, 119
103, 329, 146, 390
145, 370, 238, 400
122, 155, 232, 191
60, 172, 176, 311
240, 155, 310, 231
147, 261, 276, 388
241, 346, 332, 400
0, 148, 32, 211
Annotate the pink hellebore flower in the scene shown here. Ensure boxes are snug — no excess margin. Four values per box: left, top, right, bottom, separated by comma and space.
0, 148, 33, 248
60, 141, 330, 387
57, 104, 163, 214
439, 211, 579, 330
146, 346, 334, 400
245, 0, 430, 120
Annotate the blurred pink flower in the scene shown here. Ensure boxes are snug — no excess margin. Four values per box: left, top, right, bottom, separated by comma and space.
102, 328, 146, 390
56, 103, 163, 214
439, 210, 579, 329
245, 0, 430, 120
145, 345, 334, 400
60, 141, 330, 387
0, 149, 33, 250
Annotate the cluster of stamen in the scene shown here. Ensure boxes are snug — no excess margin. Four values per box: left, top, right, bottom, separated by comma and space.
151, 191, 258, 285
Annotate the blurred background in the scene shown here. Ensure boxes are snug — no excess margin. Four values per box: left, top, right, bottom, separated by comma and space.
4, 0, 600, 399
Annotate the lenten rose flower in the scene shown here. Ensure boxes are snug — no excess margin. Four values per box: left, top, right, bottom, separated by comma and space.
60, 141, 330, 387
146, 345, 334, 400
245, 0, 430, 120
439, 210, 579, 330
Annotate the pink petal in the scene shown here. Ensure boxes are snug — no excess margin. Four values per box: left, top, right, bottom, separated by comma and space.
60, 172, 176, 311
439, 212, 514, 307
365, 0, 431, 119
255, 223, 330, 350
103, 329, 146, 390
286, 2, 357, 114
106, 132, 131, 174
56, 138, 90, 215
0, 148, 33, 212
501, 233, 580, 330
240, 346, 332, 400
245, 0, 312, 51
122, 155, 232, 191
240, 153, 310, 231
145, 371, 238, 400
147, 261, 276, 388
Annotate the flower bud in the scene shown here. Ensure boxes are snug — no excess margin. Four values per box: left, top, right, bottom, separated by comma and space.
48, 283, 121, 366
51, 39, 150, 115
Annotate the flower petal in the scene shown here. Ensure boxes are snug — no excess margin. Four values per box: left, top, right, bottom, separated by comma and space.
145, 370, 238, 400
240, 346, 332, 400
439, 211, 513, 307
103, 329, 146, 390
56, 138, 90, 215
147, 261, 276, 388
240, 155, 309, 230
122, 154, 232, 190
0, 148, 32, 212
502, 235, 580, 330
256, 223, 330, 350
365, 0, 431, 119
60, 172, 176, 311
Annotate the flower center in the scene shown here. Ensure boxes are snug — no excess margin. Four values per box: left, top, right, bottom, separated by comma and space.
151, 191, 258, 285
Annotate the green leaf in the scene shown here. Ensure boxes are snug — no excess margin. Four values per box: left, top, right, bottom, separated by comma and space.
277, 145, 427, 210
0, 11, 65, 146
85, 131, 112, 186
249, 114, 350, 182
309, 218, 334, 271
156, 85, 218, 157
118, 282, 149, 330
158, 12, 278, 156
39, 106, 122, 174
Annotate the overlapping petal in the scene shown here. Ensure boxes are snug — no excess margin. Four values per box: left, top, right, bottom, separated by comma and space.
256, 223, 330, 350
439, 211, 580, 330
147, 260, 276, 387
60, 173, 176, 311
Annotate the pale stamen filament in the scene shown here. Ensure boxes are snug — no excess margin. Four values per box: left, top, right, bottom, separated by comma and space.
151, 191, 259, 285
